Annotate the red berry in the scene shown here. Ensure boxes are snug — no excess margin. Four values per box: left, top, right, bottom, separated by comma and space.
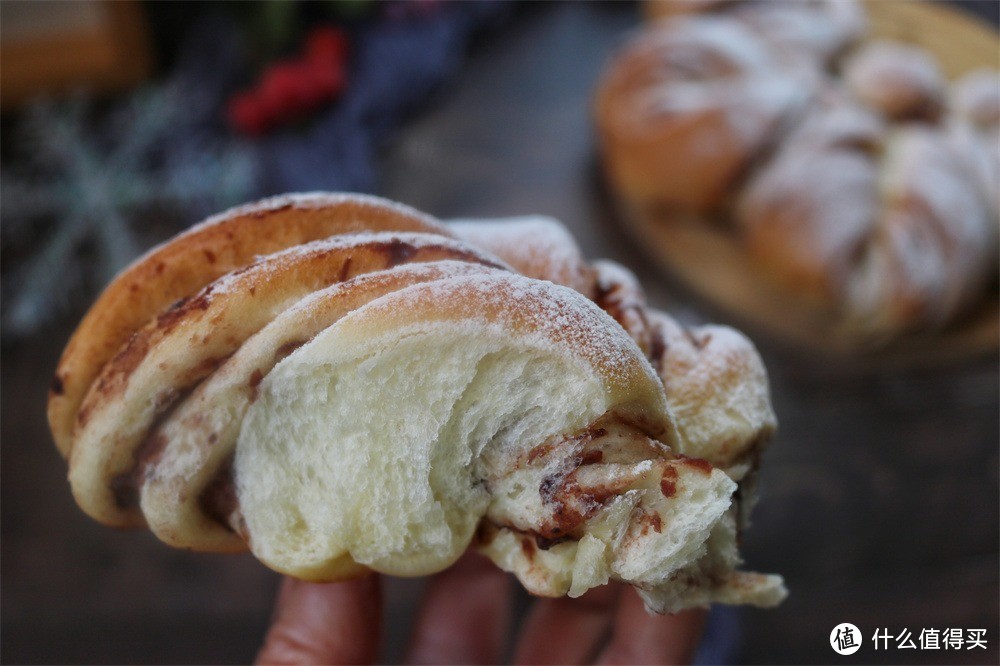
297, 63, 328, 108
227, 91, 270, 136
259, 62, 312, 118
231, 27, 350, 135
307, 59, 346, 100
305, 26, 348, 66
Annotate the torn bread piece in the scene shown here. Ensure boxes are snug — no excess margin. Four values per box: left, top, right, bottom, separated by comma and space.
52, 194, 785, 614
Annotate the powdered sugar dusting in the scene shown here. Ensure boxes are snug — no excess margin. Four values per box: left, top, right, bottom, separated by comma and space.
449, 216, 590, 291
594, 260, 642, 296
451, 217, 581, 269
600, 13, 816, 156
785, 90, 885, 151
642, 16, 774, 74
952, 68, 1000, 130
348, 272, 658, 387
738, 84, 997, 331
252, 231, 492, 262
190, 192, 443, 235
730, 0, 864, 64
609, 16, 782, 126
843, 40, 945, 120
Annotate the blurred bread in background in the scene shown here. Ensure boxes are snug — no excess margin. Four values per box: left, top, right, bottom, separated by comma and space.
597, 0, 999, 345
648, 0, 866, 67
594, 15, 811, 216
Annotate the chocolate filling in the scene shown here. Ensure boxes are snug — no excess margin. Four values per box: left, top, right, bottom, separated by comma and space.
108, 354, 232, 510
200, 456, 240, 534
110, 388, 193, 509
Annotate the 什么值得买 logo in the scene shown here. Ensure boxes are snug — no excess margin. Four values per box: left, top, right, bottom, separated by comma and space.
831, 623, 862, 656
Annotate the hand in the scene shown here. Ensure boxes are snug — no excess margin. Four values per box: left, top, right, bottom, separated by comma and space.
256, 552, 707, 665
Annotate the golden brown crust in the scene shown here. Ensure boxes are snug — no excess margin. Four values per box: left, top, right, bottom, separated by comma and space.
592, 260, 656, 361
594, 15, 808, 213
49, 193, 451, 457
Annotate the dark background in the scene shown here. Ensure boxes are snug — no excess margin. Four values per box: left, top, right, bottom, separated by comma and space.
2, 1, 998, 664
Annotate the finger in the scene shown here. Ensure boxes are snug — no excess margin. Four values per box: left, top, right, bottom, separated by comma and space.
513, 583, 622, 665
596, 588, 706, 665
406, 552, 513, 664
256, 574, 382, 665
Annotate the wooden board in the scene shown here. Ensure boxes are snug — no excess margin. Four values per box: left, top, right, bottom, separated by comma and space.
625, 0, 999, 365
865, 0, 998, 79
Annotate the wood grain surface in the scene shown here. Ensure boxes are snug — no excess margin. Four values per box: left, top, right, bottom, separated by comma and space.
1, 2, 997, 665
865, 0, 999, 78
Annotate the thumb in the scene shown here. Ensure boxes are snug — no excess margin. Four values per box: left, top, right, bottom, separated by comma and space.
257, 575, 382, 665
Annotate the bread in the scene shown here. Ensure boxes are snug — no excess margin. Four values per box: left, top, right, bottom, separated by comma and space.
594, 15, 810, 214
52, 193, 785, 613
141, 261, 504, 552
843, 40, 946, 122
949, 69, 1000, 219
596, 1, 998, 339
69, 231, 505, 527
647, 308, 775, 483
49, 193, 450, 457
737, 92, 997, 335
952, 68, 1000, 131
238, 274, 674, 578
449, 215, 597, 297
646, 0, 865, 66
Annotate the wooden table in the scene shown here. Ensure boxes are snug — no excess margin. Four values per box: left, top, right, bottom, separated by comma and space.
2, 2, 996, 664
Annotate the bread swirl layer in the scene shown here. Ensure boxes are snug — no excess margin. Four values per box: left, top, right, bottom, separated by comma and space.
69, 233, 507, 526
50, 193, 448, 457
141, 261, 506, 552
